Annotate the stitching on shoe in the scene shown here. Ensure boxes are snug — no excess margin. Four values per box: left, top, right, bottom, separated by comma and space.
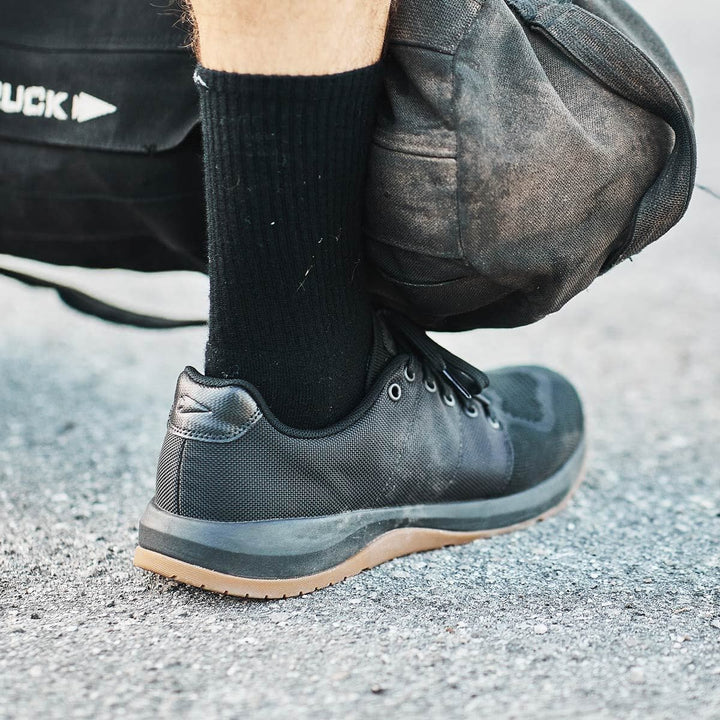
168, 407, 263, 442
388, 375, 422, 502
176, 438, 187, 515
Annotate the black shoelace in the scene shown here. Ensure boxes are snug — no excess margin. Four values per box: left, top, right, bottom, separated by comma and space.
383, 312, 496, 419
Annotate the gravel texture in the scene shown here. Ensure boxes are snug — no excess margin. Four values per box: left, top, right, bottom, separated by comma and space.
1, 2, 718, 718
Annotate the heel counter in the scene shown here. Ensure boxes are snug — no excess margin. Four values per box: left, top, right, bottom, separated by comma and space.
154, 368, 264, 518
154, 432, 186, 514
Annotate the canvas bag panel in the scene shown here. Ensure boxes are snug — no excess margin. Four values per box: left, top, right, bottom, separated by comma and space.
365, 0, 696, 330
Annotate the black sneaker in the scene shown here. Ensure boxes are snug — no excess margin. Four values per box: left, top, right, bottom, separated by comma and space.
134, 314, 585, 598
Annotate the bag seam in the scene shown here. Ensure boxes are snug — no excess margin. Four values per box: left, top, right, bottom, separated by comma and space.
453, 0, 486, 272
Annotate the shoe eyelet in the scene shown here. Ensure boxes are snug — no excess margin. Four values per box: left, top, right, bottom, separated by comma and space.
388, 382, 402, 402
443, 394, 456, 407
404, 365, 416, 382
424, 378, 437, 393
487, 415, 502, 430
464, 403, 479, 418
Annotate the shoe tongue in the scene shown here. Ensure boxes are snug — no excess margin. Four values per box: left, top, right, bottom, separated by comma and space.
365, 313, 398, 390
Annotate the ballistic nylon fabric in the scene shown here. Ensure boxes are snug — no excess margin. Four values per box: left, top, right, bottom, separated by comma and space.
157, 358, 513, 521
152, 360, 582, 523
154, 434, 185, 514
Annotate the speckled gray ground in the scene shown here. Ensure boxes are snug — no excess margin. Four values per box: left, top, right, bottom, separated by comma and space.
1, 2, 718, 718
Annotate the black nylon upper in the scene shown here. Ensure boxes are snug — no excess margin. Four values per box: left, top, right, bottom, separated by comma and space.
154, 349, 584, 522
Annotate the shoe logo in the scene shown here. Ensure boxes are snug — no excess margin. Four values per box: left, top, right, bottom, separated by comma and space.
177, 395, 212, 414
0, 82, 117, 123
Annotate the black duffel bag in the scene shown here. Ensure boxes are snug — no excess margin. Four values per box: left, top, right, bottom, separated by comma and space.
0, 0, 205, 277
0, 0, 696, 331
364, 0, 696, 329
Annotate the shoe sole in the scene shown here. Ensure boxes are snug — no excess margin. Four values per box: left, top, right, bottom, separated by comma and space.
134, 440, 585, 599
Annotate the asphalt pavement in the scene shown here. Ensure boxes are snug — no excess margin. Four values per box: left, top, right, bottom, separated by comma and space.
1, 1, 718, 718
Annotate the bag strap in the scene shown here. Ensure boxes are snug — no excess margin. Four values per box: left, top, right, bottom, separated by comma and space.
0, 266, 207, 329
505, 0, 696, 268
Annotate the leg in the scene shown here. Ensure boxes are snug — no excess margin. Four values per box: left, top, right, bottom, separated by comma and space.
188, 0, 391, 75
134, 1, 585, 598
195, 0, 391, 429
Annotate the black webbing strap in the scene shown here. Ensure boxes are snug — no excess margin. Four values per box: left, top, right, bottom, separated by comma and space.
0, 266, 207, 329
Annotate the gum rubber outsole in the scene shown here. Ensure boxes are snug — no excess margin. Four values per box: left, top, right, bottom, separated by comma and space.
133, 462, 585, 599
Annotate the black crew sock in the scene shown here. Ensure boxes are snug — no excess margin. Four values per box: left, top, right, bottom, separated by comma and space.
195, 63, 381, 429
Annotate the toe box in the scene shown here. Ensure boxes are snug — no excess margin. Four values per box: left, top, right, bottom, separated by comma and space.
485, 366, 585, 494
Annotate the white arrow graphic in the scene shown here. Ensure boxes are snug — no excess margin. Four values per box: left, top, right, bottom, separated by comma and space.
71, 92, 117, 123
